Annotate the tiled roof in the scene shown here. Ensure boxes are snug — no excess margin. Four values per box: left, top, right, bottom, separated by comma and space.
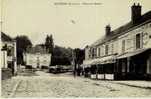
91, 11, 151, 47
27, 44, 48, 54
1, 32, 12, 42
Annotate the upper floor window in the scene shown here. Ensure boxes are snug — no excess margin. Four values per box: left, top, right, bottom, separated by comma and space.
98, 48, 100, 57
105, 45, 109, 55
111, 43, 114, 54
92, 48, 95, 58
122, 40, 125, 53
136, 33, 142, 49
94, 48, 97, 57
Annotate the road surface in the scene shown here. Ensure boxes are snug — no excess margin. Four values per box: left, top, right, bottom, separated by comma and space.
1, 70, 151, 98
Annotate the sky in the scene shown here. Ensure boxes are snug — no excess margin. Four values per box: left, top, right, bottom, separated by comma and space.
1, 0, 151, 49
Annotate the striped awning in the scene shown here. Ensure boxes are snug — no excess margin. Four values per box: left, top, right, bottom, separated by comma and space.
92, 55, 116, 65
83, 55, 116, 66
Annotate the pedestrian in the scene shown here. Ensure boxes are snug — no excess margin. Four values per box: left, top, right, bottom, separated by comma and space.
73, 70, 76, 78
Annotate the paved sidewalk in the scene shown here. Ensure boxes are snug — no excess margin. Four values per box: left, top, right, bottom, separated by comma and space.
112, 81, 151, 89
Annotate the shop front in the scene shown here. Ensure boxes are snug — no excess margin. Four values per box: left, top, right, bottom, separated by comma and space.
115, 48, 151, 80
89, 55, 116, 80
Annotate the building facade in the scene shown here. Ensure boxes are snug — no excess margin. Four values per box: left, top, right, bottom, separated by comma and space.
83, 3, 151, 80
24, 53, 51, 69
24, 44, 51, 69
1, 32, 17, 79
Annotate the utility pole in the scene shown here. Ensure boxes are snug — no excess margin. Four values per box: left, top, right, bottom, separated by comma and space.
72, 49, 76, 77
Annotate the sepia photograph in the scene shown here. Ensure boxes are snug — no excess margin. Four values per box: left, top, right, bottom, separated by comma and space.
1, 0, 151, 98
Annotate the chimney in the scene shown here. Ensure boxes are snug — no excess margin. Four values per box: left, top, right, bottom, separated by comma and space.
105, 24, 111, 36
131, 3, 142, 24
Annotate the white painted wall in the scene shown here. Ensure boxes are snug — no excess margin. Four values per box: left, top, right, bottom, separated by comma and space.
25, 53, 38, 68
39, 54, 51, 66
1, 41, 17, 72
143, 23, 151, 48
117, 21, 151, 54
25, 53, 51, 68
85, 47, 90, 60
1, 51, 7, 68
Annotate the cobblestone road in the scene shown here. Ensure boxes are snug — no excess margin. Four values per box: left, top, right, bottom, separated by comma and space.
1, 71, 151, 98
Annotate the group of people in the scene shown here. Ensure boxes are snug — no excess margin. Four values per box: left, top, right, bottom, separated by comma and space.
73, 66, 92, 77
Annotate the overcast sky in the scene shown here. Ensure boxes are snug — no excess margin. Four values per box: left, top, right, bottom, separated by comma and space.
1, 0, 151, 48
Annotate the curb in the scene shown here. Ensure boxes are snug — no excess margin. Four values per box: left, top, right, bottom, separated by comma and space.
116, 82, 151, 90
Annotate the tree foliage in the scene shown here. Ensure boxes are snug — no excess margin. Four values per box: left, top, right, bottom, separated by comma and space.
74, 48, 85, 65
15, 35, 32, 64
45, 35, 54, 54
51, 45, 73, 65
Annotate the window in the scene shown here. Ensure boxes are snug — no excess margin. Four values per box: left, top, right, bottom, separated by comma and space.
105, 45, 109, 55
122, 40, 125, 53
7, 49, 12, 56
95, 48, 97, 57
111, 44, 114, 54
136, 33, 141, 49
98, 48, 100, 57
92, 48, 95, 58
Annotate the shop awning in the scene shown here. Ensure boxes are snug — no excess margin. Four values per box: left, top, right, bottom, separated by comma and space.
117, 48, 151, 59
83, 59, 93, 65
92, 55, 116, 65
82, 59, 95, 67
83, 55, 117, 67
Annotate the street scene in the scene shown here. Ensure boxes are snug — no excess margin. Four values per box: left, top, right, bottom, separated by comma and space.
2, 69, 151, 97
1, 0, 151, 98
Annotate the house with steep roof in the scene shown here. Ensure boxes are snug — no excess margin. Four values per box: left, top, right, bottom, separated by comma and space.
83, 3, 151, 80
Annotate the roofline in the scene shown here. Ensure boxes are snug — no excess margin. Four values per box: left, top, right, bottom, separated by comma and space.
91, 19, 151, 47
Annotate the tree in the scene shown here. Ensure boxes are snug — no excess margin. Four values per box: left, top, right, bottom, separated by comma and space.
74, 48, 85, 65
73, 48, 85, 76
51, 45, 73, 65
45, 35, 54, 54
15, 35, 32, 64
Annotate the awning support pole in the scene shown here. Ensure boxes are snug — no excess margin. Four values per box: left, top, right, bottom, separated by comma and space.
103, 65, 105, 80
96, 64, 98, 80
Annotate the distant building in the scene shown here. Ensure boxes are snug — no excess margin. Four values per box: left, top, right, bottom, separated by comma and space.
24, 44, 51, 69
83, 3, 151, 80
1, 32, 17, 78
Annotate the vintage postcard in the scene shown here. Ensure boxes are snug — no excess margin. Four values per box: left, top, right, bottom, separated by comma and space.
1, 0, 151, 98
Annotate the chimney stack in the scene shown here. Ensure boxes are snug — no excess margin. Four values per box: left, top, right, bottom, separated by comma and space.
105, 24, 111, 36
131, 3, 142, 24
